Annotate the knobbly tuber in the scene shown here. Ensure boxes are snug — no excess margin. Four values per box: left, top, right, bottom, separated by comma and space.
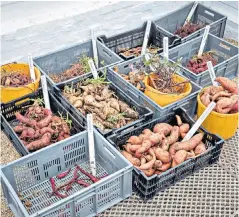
200, 77, 239, 114
121, 115, 206, 177
13, 100, 73, 151
62, 82, 139, 132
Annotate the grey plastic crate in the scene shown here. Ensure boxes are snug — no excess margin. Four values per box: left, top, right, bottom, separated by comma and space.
107, 56, 202, 118
33, 40, 122, 86
168, 33, 239, 87
154, 2, 227, 43
98, 21, 180, 61
1, 130, 133, 217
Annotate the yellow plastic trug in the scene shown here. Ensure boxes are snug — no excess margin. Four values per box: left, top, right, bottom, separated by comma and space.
197, 90, 238, 140
144, 73, 192, 107
0, 63, 41, 103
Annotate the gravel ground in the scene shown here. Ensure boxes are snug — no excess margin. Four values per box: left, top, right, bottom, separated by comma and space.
1, 131, 21, 217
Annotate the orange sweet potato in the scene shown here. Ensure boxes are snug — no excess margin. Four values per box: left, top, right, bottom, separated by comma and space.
153, 123, 172, 136
216, 77, 238, 94
161, 126, 179, 151
121, 151, 140, 166
194, 142, 206, 156
154, 147, 171, 163
26, 133, 51, 151
172, 150, 188, 168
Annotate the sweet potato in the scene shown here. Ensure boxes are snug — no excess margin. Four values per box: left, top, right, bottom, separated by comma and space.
142, 168, 155, 177
194, 142, 206, 156
26, 133, 51, 151
179, 124, 190, 133
154, 170, 162, 175
216, 77, 238, 94
20, 128, 35, 138
37, 115, 52, 129
180, 133, 187, 138
144, 154, 153, 161
154, 160, 163, 169
121, 151, 140, 166
161, 126, 179, 151
40, 127, 55, 134
157, 161, 171, 172
13, 125, 27, 133
142, 129, 153, 135
175, 115, 182, 126
123, 143, 134, 155
153, 123, 172, 136
186, 150, 195, 159
129, 145, 141, 152
173, 133, 204, 152
148, 133, 164, 145
127, 136, 142, 145
216, 95, 238, 114
200, 93, 211, 107
172, 150, 188, 168
154, 147, 171, 163
15, 112, 36, 127
140, 157, 147, 165
139, 149, 156, 170
212, 91, 231, 101
230, 101, 238, 113
84, 95, 102, 108
135, 140, 151, 158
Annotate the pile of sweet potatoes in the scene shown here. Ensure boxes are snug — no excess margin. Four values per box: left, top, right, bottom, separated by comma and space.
13, 101, 72, 151
1, 71, 32, 87
174, 22, 205, 38
200, 77, 238, 114
121, 115, 206, 177
186, 51, 218, 74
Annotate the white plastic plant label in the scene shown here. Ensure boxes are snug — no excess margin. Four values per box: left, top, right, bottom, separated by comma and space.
87, 114, 96, 176
41, 75, 51, 110
28, 53, 36, 81
141, 20, 151, 55
88, 59, 98, 79
184, 2, 199, 25
163, 37, 169, 60
207, 61, 218, 86
198, 25, 210, 57
144, 53, 155, 72
182, 101, 216, 142
91, 28, 99, 68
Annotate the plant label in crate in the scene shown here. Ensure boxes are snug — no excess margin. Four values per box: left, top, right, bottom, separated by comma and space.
28, 53, 36, 81
91, 28, 99, 68
207, 61, 218, 86
145, 53, 155, 72
198, 25, 210, 57
41, 75, 51, 110
88, 59, 98, 79
182, 101, 216, 141
163, 37, 169, 60
184, 2, 199, 25
87, 114, 96, 176
141, 20, 152, 55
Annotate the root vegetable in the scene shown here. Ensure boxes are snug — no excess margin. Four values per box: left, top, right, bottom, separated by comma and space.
108, 98, 120, 112
161, 126, 179, 151
139, 149, 156, 170
140, 157, 147, 165
186, 150, 195, 159
154, 147, 171, 163
172, 150, 188, 168
135, 140, 152, 158
181, 133, 187, 138
153, 123, 172, 136
20, 128, 35, 138
142, 129, 153, 135
176, 115, 182, 126
173, 133, 204, 152
200, 93, 211, 107
15, 112, 36, 127
154, 160, 163, 169
37, 115, 52, 129
26, 133, 51, 151
129, 145, 141, 152
121, 151, 140, 166
215, 95, 238, 114
212, 91, 232, 101
157, 161, 171, 172
127, 136, 142, 145
149, 133, 164, 145
84, 95, 102, 108
142, 169, 155, 177
13, 125, 28, 133
123, 143, 134, 155
194, 142, 206, 156
154, 170, 162, 175
216, 77, 238, 94
40, 127, 55, 134
179, 124, 190, 134
73, 100, 83, 108
144, 154, 153, 161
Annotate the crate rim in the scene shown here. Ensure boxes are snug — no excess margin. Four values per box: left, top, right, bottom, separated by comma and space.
108, 56, 202, 109
168, 33, 239, 78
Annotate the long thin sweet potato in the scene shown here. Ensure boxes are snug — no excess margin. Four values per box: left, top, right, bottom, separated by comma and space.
194, 142, 206, 156
121, 151, 140, 166
216, 77, 238, 94
37, 115, 52, 129
212, 91, 231, 101
15, 112, 37, 127
26, 133, 51, 151
174, 133, 204, 152
139, 149, 156, 170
